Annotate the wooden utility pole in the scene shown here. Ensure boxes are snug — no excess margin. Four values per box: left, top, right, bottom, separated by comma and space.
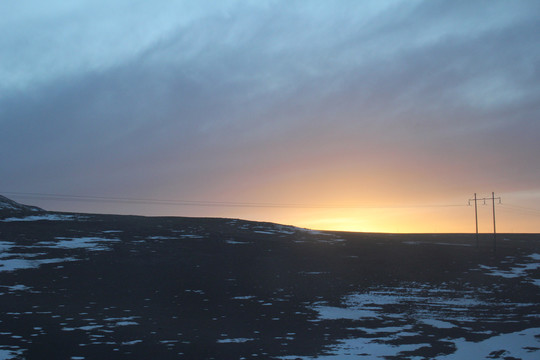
474, 193, 479, 248
468, 192, 501, 251
492, 191, 497, 252
469, 193, 479, 248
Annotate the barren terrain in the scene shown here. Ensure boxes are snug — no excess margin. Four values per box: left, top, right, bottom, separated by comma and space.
1, 209, 539, 359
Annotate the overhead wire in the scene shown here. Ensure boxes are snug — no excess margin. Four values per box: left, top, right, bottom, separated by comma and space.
499, 203, 540, 217
2, 191, 467, 210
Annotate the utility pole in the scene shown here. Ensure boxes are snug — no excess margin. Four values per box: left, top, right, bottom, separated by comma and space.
468, 192, 501, 251
491, 191, 499, 252
468, 193, 479, 248
474, 193, 479, 248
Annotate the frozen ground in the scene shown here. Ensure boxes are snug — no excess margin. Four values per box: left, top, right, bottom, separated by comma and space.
0, 214, 539, 359
0, 214, 83, 222
300, 278, 540, 359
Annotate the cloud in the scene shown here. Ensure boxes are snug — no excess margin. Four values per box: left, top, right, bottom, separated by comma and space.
1, 0, 540, 218
0, 0, 246, 93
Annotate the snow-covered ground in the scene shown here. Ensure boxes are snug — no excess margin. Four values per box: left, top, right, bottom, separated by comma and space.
287, 268, 540, 359
1, 214, 539, 359
438, 327, 540, 360
0, 236, 120, 273
0, 347, 24, 360
476, 253, 540, 282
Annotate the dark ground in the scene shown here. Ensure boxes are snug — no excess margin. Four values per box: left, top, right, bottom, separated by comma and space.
1, 213, 539, 359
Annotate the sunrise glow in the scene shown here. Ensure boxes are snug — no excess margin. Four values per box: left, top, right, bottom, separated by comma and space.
2, 1, 540, 233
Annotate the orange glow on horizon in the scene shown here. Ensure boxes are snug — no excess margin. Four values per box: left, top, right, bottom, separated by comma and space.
22, 197, 540, 234
100, 180, 540, 233
18, 183, 540, 234
189, 195, 540, 233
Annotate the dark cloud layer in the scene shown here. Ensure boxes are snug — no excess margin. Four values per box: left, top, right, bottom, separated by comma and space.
1, 1, 540, 230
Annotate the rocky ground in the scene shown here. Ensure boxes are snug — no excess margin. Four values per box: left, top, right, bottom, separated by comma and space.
0, 208, 539, 359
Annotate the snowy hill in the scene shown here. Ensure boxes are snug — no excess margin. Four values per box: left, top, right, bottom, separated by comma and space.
0, 194, 44, 219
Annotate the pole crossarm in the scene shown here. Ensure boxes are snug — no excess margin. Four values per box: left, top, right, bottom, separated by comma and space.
468, 196, 501, 205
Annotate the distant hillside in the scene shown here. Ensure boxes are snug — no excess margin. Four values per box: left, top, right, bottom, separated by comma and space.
0, 194, 45, 219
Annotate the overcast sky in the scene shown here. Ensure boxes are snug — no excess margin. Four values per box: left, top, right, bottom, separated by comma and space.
2, 0, 540, 232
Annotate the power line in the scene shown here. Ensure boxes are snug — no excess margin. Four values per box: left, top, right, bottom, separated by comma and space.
499, 203, 540, 216
2, 191, 467, 210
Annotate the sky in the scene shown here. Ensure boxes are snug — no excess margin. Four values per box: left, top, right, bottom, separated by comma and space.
2, 0, 540, 233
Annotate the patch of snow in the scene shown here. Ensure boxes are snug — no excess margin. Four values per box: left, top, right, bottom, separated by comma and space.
1, 214, 78, 222
438, 327, 540, 359
297, 228, 329, 235
478, 256, 540, 280
232, 296, 256, 300
0, 242, 14, 252
226, 240, 251, 245
281, 337, 430, 359
115, 321, 138, 326
422, 319, 455, 329
121, 340, 142, 345
44, 237, 120, 251
0, 235, 120, 273
3, 285, 32, 292
180, 234, 204, 239
276, 229, 296, 235
0, 257, 78, 272
217, 338, 254, 343
356, 326, 413, 335
0, 347, 24, 360
185, 289, 205, 295
0, 202, 17, 210
104, 316, 139, 321
528, 253, 540, 261
78, 325, 102, 331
